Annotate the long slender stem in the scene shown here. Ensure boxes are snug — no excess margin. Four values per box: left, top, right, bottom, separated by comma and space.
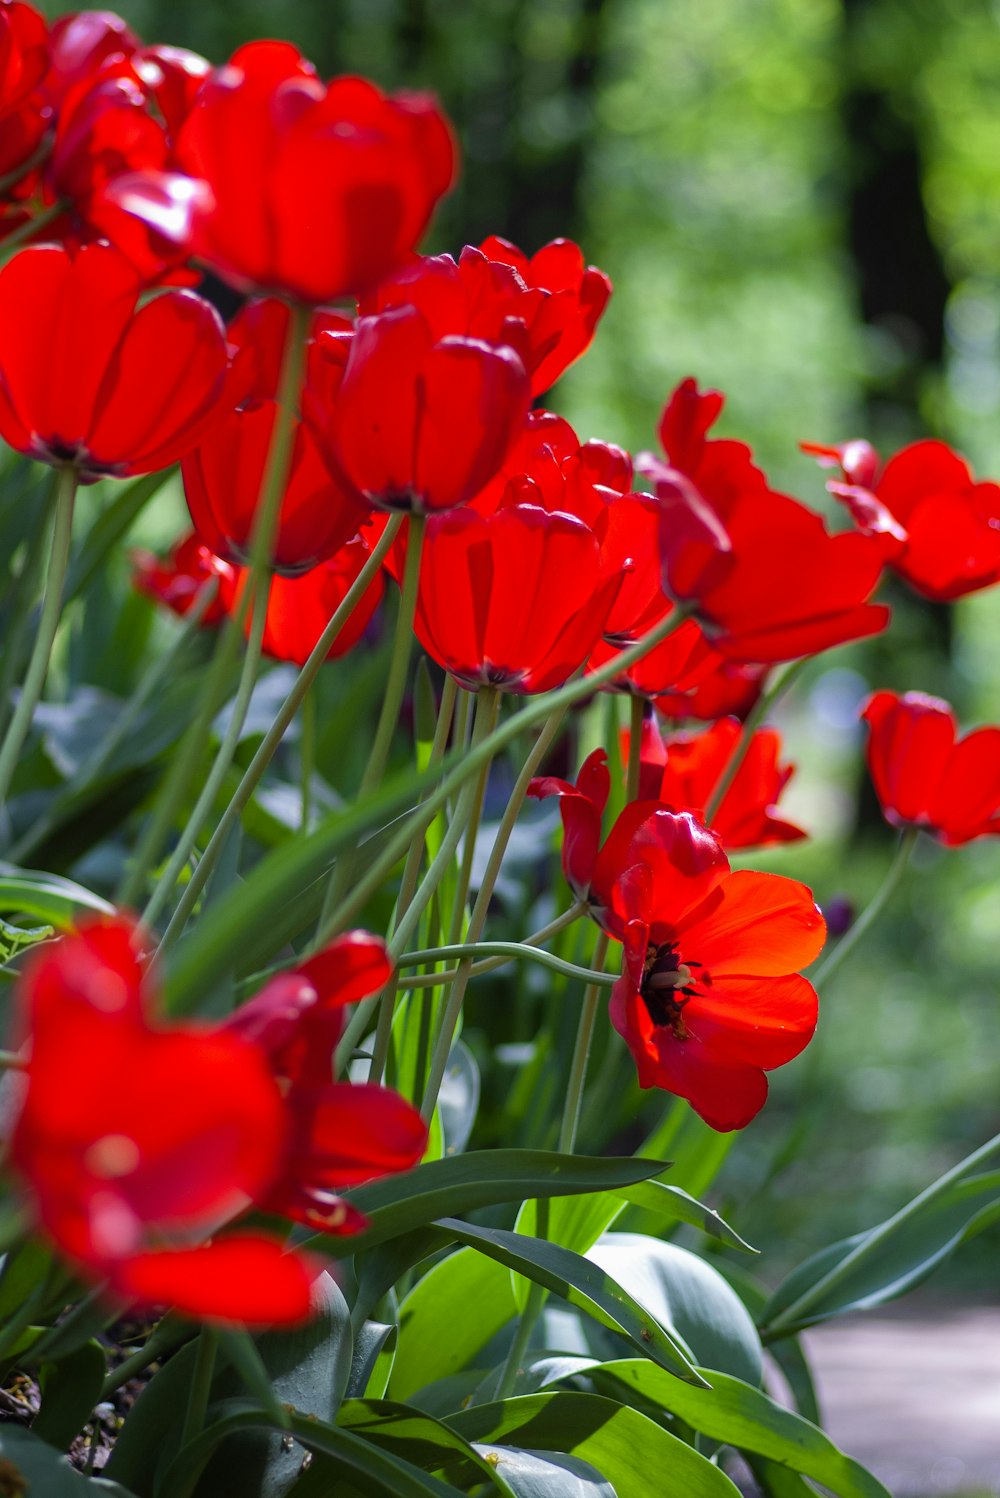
146, 578, 270, 942
559, 930, 610, 1153
118, 304, 308, 910
99, 1316, 191, 1401
703, 656, 809, 825
9, 582, 218, 866
419, 706, 568, 1122
446, 688, 500, 947
396, 940, 612, 990
360, 515, 426, 798
809, 829, 918, 991
0, 466, 77, 813
159, 515, 403, 943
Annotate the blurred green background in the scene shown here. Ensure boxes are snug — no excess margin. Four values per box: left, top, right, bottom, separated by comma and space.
47, 0, 1000, 1289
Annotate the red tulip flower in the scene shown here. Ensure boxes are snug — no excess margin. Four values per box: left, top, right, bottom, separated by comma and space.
133, 531, 234, 626
606, 811, 823, 1129
469, 409, 632, 519
861, 690, 1000, 845
0, 0, 49, 183
413, 502, 618, 692
0, 242, 228, 480
306, 306, 531, 514
227, 932, 428, 1234
9, 918, 318, 1325
43, 11, 141, 103
804, 438, 1000, 603
119, 41, 457, 302
634, 715, 806, 849
655, 657, 768, 724
643, 379, 889, 662
361, 236, 611, 397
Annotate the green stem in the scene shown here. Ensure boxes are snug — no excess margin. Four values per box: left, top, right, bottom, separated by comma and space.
118, 303, 308, 909
764, 1127, 1000, 1338
446, 688, 500, 947
360, 514, 426, 798
300, 685, 316, 832
396, 940, 611, 990
146, 577, 271, 943
703, 656, 809, 825
0, 1050, 25, 1070
809, 829, 918, 991
626, 695, 644, 803
0, 472, 54, 741
0, 466, 77, 813
494, 1198, 548, 1401
0, 199, 64, 254
559, 930, 610, 1153
158, 514, 403, 944
99, 1316, 191, 1401
9, 580, 219, 866
419, 706, 568, 1123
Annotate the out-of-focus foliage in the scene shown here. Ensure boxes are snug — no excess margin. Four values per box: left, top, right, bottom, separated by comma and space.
52, 0, 1000, 1286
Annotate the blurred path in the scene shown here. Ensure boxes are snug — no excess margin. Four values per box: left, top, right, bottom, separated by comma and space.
800, 1307, 1000, 1496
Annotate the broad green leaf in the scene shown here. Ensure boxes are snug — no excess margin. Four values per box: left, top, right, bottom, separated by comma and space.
472, 1445, 614, 1498
438, 1218, 706, 1386
200, 1273, 355, 1497
746, 1458, 818, 1497
586, 1235, 762, 1387
0, 865, 115, 928
595, 1360, 890, 1498
0, 1425, 138, 1495
762, 1154, 1000, 1336
104, 1338, 199, 1494
33, 1338, 106, 1450
391, 1247, 517, 1401
715, 1263, 820, 1425
157, 1397, 468, 1498
339, 1398, 519, 1495
448, 1391, 741, 1498
300, 1151, 672, 1257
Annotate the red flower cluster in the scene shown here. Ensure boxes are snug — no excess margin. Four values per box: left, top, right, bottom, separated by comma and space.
804, 437, 1000, 603
9, 919, 426, 1323
861, 691, 1000, 845
529, 751, 824, 1128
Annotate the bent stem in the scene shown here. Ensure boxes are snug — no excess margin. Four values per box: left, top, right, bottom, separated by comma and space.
809, 828, 918, 991
0, 465, 77, 814
703, 655, 809, 825
160, 514, 404, 946
419, 705, 568, 1123
395, 937, 609, 990
146, 577, 270, 942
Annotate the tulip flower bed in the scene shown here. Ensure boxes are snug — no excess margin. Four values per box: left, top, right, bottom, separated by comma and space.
0, 7, 998, 1496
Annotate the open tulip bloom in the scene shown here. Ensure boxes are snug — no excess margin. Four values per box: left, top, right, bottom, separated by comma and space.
0, 8, 998, 1490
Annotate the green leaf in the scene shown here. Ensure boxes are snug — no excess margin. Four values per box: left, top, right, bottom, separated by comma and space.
471, 1445, 614, 1497
0, 865, 115, 928
447, 1391, 742, 1498
391, 1248, 517, 1402
33, 1338, 106, 1450
65, 468, 175, 603
616, 1181, 755, 1253
300, 1151, 672, 1257
0, 914, 53, 962
157, 1398, 469, 1498
437, 1039, 480, 1157
104, 1339, 199, 1495
586, 1235, 762, 1387
0, 1424, 138, 1495
349, 1320, 398, 1400
437, 1218, 706, 1387
595, 1360, 890, 1498
762, 1145, 1000, 1336
714, 1263, 820, 1424
339, 1398, 520, 1495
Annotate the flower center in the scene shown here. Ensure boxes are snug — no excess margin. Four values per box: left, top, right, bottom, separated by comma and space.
640, 941, 710, 1038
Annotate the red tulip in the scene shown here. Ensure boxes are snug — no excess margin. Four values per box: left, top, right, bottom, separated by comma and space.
120, 41, 458, 302
9, 917, 318, 1325
655, 658, 768, 723
44, 11, 141, 104
227, 535, 385, 665
634, 715, 806, 848
643, 379, 890, 662
861, 690, 1000, 845
361, 235, 611, 397
0, 0, 49, 183
469, 409, 632, 519
804, 438, 1000, 603
0, 242, 228, 479
607, 811, 823, 1129
133, 532, 234, 626
306, 305, 531, 515
228, 932, 428, 1234
413, 502, 618, 692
